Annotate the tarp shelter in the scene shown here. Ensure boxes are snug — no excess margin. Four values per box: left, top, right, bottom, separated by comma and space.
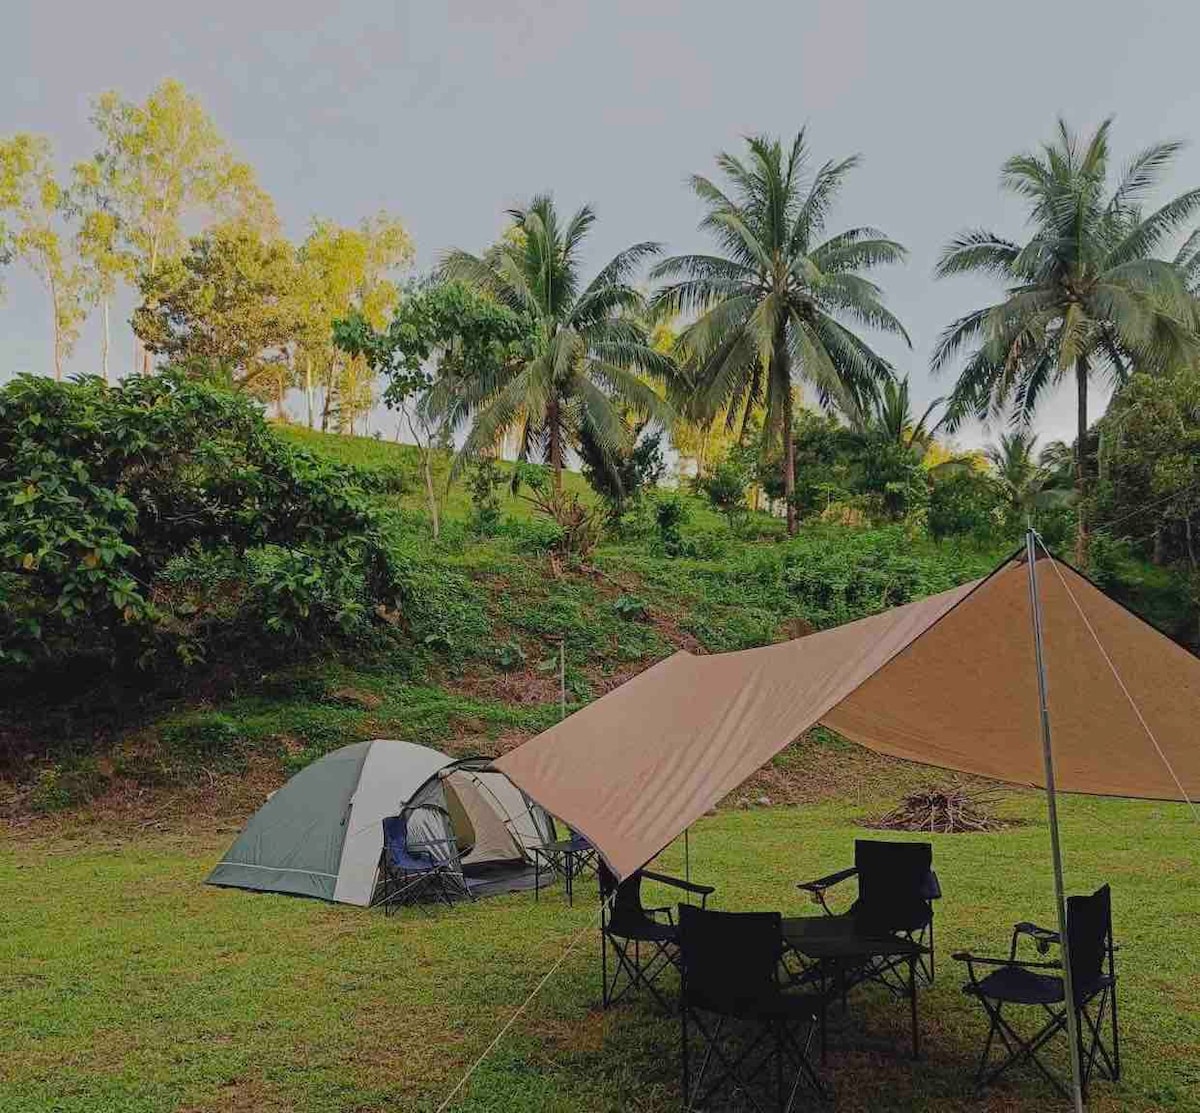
208, 739, 556, 904
496, 548, 1200, 882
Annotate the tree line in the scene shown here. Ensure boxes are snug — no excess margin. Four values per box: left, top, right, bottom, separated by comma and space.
5, 85, 1200, 565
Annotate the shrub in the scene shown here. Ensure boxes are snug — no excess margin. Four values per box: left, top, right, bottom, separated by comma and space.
699, 460, 748, 527
927, 469, 1005, 542
0, 373, 412, 679
652, 493, 690, 556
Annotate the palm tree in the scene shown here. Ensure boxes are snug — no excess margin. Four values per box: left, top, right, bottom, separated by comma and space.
440, 195, 673, 492
986, 430, 1076, 524
933, 118, 1200, 559
853, 375, 943, 458
652, 132, 908, 534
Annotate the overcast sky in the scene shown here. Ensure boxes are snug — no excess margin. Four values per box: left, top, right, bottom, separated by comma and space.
4, 0, 1200, 447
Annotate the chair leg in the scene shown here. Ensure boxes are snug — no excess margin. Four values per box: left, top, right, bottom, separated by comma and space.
1110, 982, 1121, 1081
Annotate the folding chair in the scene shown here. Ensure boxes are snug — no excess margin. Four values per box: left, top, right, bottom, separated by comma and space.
796, 839, 940, 987
679, 905, 823, 1113
953, 884, 1120, 1100
376, 807, 468, 914
599, 862, 714, 1011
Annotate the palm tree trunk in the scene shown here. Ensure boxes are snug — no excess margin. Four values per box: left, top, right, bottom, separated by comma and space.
548, 395, 563, 493
777, 329, 797, 535
1074, 356, 1089, 565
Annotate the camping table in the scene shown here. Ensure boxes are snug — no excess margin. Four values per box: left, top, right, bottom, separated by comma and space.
532, 838, 586, 905
781, 916, 927, 1061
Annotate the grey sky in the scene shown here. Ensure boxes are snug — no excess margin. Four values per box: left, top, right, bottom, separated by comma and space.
4, 0, 1200, 447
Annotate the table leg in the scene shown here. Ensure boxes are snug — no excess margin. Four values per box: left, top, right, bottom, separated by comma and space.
566, 849, 574, 906
534, 852, 541, 902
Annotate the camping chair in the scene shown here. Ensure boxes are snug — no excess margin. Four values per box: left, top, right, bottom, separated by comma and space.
795, 839, 941, 987
953, 884, 1120, 1100
599, 862, 715, 1011
679, 905, 823, 1113
377, 808, 467, 914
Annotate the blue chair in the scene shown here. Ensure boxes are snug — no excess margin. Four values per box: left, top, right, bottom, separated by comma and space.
377, 811, 461, 914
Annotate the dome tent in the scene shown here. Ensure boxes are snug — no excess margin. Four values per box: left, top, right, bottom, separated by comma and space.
207, 739, 556, 905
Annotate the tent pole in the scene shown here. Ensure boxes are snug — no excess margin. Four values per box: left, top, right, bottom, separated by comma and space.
1025, 528, 1085, 1113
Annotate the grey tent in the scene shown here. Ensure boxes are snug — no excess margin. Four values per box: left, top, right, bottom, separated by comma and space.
207, 739, 556, 905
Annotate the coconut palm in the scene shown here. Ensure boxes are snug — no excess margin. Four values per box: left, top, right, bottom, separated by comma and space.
440, 195, 673, 492
933, 118, 1200, 558
651, 132, 909, 533
986, 430, 1076, 524
853, 375, 944, 457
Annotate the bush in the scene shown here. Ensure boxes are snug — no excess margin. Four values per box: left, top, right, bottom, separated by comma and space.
652, 493, 690, 556
699, 460, 748, 527
0, 373, 413, 680
927, 469, 1005, 542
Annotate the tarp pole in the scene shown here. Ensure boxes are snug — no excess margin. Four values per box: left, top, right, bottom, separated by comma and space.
1025, 528, 1085, 1113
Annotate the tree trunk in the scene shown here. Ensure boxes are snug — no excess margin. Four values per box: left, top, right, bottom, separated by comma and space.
49, 271, 62, 382
777, 329, 796, 535
1074, 357, 1089, 565
548, 396, 563, 493
101, 299, 110, 384
305, 354, 314, 428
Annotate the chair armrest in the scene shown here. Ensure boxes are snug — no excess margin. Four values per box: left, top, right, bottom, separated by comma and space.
641, 870, 715, 898
952, 951, 1062, 971
1011, 920, 1060, 958
796, 865, 857, 894
921, 870, 942, 901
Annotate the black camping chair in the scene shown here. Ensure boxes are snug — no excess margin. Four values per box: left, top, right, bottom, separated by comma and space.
953, 884, 1120, 1100
377, 806, 469, 914
679, 905, 824, 1113
599, 862, 715, 1011
796, 839, 941, 987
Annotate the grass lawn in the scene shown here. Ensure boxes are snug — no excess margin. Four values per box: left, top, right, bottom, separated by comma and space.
1, 789, 1196, 1112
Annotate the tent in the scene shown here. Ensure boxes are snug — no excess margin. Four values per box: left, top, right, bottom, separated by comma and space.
207, 739, 556, 905
495, 537, 1199, 1111
496, 544, 1198, 881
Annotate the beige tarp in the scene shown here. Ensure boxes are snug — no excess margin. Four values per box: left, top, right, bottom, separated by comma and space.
495, 554, 1200, 880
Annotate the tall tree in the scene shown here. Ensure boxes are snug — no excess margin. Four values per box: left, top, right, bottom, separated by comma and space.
933, 118, 1200, 560
0, 134, 86, 380
296, 215, 414, 432
70, 157, 134, 382
652, 132, 908, 533
89, 79, 278, 374
441, 195, 673, 491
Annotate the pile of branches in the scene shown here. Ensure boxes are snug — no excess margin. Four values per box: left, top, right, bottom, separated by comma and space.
872, 782, 1009, 834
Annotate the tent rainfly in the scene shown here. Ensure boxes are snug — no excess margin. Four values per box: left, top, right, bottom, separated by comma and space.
207, 739, 556, 905
495, 546, 1200, 884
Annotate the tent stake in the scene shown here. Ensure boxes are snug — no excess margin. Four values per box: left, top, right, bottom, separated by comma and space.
1026, 529, 1085, 1113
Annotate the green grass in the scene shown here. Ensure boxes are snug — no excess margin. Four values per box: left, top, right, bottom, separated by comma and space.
274, 424, 596, 522
1, 790, 1196, 1112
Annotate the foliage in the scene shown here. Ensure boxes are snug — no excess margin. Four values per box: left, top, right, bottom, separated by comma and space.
0, 133, 86, 379
519, 466, 603, 563
0, 374, 409, 674
466, 456, 505, 535
698, 457, 748, 526
579, 423, 665, 524
441, 194, 674, 489
928, 468, 1006, 543
1093, 366, 1200, 567
652, 131, 908, 532
132, 221, 300, 396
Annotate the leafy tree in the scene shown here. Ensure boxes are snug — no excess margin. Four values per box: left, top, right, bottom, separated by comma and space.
927, 468, 1005, 542
89, 79, 279, 374
132, 222, 301, 401
297, 215, 414, 432
579, 422, 665, 523
0, 134, 86, 380
1093, 366, 1200, 567
699, 457, 749, 527
652, 132, 908, 533
70, 156, 135, 383
441, 194, 673, 492
335, 279, 527, 537
933, 118, 1200, 560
